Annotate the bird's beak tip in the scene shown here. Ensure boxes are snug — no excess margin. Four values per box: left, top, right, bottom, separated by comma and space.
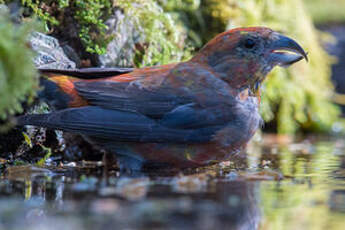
270, 33, 308, 67
305, 52, 309, 62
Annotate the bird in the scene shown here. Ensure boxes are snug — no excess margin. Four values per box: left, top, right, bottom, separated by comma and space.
17, 27, 308, 172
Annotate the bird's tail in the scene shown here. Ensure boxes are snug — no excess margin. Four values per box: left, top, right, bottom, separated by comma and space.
16, 113, 50, 127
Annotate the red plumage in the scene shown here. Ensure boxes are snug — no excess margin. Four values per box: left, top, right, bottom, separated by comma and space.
18, 27, 307, 171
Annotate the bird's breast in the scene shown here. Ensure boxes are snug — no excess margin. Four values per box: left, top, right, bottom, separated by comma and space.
212, 95, 261, 148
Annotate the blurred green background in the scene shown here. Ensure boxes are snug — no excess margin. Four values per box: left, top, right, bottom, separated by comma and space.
0, 0, 344, 135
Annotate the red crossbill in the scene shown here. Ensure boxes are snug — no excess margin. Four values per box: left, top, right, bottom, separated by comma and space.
18, 27, 307, 171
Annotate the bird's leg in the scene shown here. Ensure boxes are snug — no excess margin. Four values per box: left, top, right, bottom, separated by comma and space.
102, 151, 109, 185
100, 151, 115, 186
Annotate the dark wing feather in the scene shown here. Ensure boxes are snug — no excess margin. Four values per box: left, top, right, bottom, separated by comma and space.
24, 68, 241, 143
159, 103, 237, 129
39, 67, 134, 79
17, 106, 222, 143
75, 81, 192, 118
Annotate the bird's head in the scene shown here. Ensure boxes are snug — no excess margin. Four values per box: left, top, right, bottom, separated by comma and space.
193, 27, 308, 93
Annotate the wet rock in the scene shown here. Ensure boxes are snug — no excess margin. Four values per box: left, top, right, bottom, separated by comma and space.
61, 44, 82, 67
29, 32, 76, 69
6, 165, 53, 181
99, 9, 139, 67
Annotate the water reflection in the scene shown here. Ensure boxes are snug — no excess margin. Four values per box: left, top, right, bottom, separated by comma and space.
0, 136, 344, 230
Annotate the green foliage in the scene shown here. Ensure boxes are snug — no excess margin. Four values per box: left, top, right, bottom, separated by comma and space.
20, 0, 112, 54
303, 0, 345, 24
21, 0, 59, 28
36, 144, 52, 166
115, 0, 190, 67
74, 0, 112, 54
0, 8, 39, 119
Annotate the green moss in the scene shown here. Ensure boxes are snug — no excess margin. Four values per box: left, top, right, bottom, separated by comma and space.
115, 0, 191, 67
19, 0, 112, 55
17, 0, 188, 59
21, 0, 60, 27
74, 0, 112, 54
0, 8, 39, 119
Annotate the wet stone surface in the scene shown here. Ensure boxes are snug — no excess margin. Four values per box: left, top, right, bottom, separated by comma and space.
0, 135, 344, 230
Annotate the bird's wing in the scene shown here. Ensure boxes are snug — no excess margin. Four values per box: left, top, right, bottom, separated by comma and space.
39, 64, 179, 110
20, 77, 240, 142
17, 106, 224, 143
28, 65, 241, 143
74, 80, 191, 118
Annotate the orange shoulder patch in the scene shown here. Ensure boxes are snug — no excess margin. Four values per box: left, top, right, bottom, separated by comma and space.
48, 75, 88, 107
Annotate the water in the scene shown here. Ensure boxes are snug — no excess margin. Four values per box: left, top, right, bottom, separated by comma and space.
0, 135, 344, 230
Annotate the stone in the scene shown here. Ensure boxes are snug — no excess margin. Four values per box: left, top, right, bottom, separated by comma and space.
99, 9, 139, 67
29, 32, 76, 69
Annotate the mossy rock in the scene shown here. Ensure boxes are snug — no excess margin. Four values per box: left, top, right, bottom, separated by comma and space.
114, 0, 190, 67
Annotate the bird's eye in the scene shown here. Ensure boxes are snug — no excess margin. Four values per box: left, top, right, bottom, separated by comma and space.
244, 38, 256, 49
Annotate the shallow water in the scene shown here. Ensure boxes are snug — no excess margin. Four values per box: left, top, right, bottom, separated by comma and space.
0, 135, 344, 230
